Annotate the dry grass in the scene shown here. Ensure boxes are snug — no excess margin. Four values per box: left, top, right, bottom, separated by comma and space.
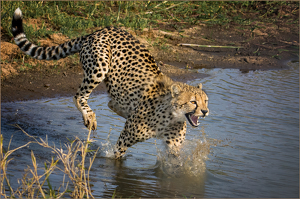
0, 124, 98, 198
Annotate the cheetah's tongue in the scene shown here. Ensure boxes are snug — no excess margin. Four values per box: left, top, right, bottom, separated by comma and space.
186, 113, 199, 127
190, 114, 199, 126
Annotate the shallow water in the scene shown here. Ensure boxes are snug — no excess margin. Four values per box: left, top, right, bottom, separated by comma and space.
1, 63, 299, 198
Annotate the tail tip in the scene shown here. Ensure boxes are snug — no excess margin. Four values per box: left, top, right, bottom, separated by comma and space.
14, 8, 22, 19
12, 7, 24, 37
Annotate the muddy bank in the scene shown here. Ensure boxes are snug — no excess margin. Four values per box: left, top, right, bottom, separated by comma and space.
1, 23, 299, 102
151, 25, 299, 71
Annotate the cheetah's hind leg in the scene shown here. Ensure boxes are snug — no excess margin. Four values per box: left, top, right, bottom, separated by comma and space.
73, 95, 97, 130
73, 36, 110, 130
73, 71, 103, 130
73, 68, 106, 130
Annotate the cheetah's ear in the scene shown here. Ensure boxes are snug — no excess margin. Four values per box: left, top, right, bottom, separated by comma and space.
171, 84, 181, 97
197, 83, 202, 90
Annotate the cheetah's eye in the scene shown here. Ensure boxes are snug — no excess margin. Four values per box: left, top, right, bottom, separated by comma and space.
190, 101, 197, 105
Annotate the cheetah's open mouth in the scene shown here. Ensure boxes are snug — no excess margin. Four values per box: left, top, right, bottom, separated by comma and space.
185, 113, 199, 127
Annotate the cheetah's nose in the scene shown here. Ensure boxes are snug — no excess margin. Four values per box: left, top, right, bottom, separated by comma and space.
201, 110, 208, 117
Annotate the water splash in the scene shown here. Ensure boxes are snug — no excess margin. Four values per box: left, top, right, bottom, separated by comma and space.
99, 128, 116, 158
155, 133, 211, 177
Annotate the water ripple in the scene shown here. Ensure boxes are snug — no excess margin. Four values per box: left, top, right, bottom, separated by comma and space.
1, 63, 298, 198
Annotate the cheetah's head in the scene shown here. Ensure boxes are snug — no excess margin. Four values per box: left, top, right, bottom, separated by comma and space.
171, 83, 209, 127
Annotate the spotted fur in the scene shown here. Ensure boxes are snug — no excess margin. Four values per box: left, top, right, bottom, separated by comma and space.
12, 8, 209, 159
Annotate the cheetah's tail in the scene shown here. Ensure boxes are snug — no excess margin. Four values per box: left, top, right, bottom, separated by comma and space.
12, 8, 87, 60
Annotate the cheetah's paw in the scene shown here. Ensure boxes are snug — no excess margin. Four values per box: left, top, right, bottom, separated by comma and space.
83, 111, 97, 130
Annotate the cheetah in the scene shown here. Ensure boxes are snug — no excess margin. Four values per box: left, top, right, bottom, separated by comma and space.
12, 8, 209, 159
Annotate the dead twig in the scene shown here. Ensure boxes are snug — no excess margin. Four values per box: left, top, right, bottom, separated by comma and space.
278, 40, 299, 46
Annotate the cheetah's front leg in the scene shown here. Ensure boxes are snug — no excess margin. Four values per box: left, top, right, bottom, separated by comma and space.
162, 122, 187, 155
114, 129, 133, 159
114, 128, 146, 159
114, 116, 152, 159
